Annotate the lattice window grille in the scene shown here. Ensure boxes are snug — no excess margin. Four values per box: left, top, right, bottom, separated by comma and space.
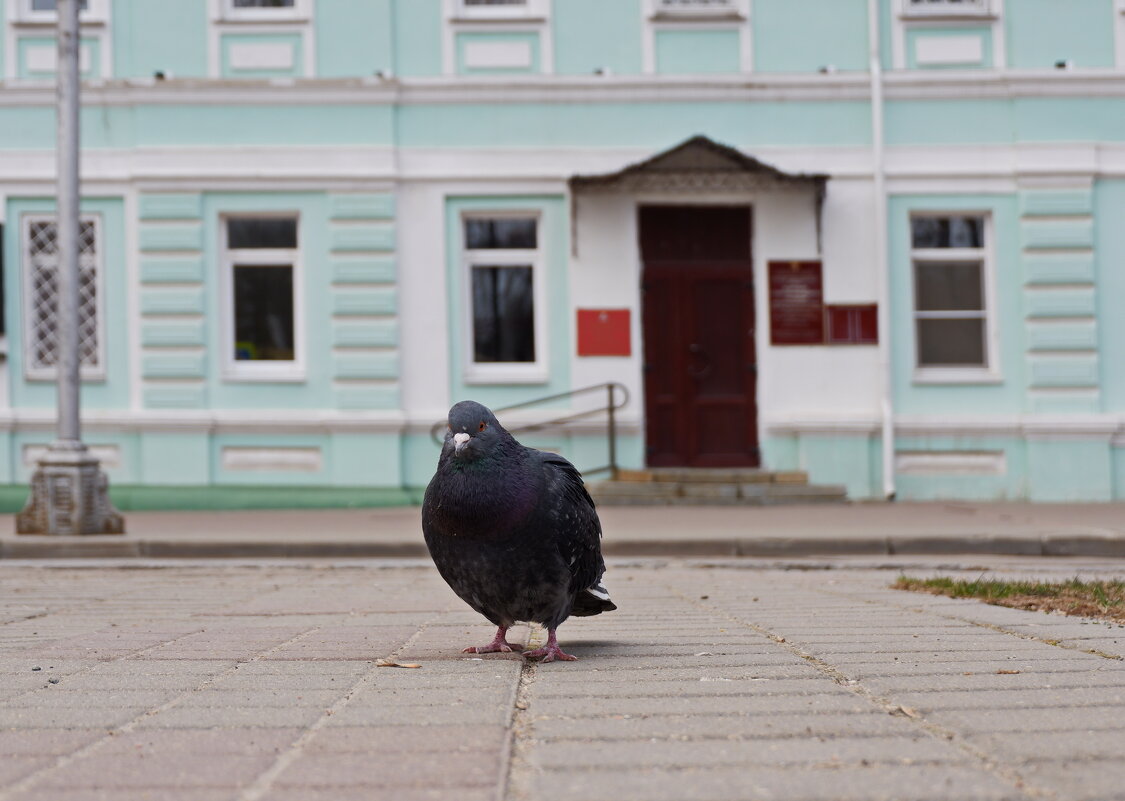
24, 215, 104, 380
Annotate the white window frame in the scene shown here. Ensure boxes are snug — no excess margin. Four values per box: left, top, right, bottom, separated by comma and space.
651, 0, 745, 21
461, 211, 548, 385
900, 0, 992, 18
893, 0, 1004, 69
642, 0, 751, 74
455, 0, 547, 21
910, 213, 1001, 385
13, 0, 107, 25
217, 0, 310, 23
21, 212, 106, 382
219, 213, 305, 383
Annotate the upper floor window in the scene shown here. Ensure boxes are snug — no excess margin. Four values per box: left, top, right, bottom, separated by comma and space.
220, 0, 308, 22
653, 0, 742, 18
910, 214, 997, 379
457, 0, 546, 19
902, 0, 992, 17
221, 215, 303, 381
22, 214, 105, 381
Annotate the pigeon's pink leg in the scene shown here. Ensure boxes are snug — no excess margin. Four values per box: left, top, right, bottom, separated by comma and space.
463, 626, 523, 654
522, 629, 577, 663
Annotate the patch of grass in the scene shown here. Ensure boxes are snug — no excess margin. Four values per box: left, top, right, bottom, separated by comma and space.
894, 575, 1125, 624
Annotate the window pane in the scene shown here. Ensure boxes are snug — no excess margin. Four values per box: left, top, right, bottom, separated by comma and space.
464, 0, 526, 5
233, 0, 295, 7
227, 218, 297, 249
32, 0, 89, 10
917, 318, 985, 366
233, 265, 294, 361
914, 261, 983, 311
911, 216, 984, 249
472, 266, 534, 363
465, 218, 537, 249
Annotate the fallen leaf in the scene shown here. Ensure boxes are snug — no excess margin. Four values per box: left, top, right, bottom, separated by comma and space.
890, 705, 922, 719
376, 658, 421, 669
996, 669, 1021, 675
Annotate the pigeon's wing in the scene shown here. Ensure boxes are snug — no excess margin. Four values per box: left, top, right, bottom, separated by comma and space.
533, 450, 605, 596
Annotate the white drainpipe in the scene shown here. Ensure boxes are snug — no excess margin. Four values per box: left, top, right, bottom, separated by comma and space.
869, 0, 896, 500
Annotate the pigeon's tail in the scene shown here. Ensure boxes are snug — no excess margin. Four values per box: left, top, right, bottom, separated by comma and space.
571, 581, 617, 617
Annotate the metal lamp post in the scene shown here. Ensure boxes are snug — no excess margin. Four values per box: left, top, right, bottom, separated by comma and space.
16, 0, 123, 535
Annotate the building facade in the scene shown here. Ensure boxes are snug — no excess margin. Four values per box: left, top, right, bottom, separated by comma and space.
1, 0, 1124, 505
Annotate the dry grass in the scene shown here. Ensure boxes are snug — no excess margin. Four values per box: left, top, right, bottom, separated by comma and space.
893, 576, 1125, 624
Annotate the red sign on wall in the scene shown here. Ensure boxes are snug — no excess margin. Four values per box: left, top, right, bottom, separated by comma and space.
768, 261, 824, 345
826, 304, 878, 345
577, 309, 631, 356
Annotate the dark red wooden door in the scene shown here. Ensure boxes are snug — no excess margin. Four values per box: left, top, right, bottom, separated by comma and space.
640, 206, 758, 467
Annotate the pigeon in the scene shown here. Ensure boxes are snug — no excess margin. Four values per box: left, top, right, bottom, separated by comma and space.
422, 400, 616, 662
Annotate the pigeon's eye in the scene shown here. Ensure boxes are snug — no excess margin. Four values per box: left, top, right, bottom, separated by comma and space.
478, 421, 487, 432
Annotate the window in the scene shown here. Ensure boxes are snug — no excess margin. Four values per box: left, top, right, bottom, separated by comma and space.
457, 0, 543, 19
17, 0, 105, 23
22, 215, 104, 381
910, 215, 995, 377
221, 216, 302, 380
462, 214, 545, 383
903, 0, 990, 15
654, 0, 741, 17
220, 0, 306, 21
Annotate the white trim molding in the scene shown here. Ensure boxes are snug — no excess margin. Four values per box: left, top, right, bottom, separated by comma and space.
5, 0, 113, 81
207, 0, 315, 79
443, 0, 553, 76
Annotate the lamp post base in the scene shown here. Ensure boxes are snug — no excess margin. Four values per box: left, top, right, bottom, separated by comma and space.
16, 447, 124, 535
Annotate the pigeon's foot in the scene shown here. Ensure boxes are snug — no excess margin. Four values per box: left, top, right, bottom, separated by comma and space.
463, 626, 524, 654
523, 629, 577, 663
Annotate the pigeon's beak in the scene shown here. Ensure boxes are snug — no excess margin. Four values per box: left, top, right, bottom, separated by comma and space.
453, 432, 470, 452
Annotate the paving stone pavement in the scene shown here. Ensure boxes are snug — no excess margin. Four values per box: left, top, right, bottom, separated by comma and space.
0, 555, 1123, 801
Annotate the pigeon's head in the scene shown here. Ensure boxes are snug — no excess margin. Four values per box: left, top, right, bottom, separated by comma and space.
444, 400, 507, 461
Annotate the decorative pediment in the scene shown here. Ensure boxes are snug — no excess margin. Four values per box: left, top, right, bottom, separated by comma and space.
569, 135, 827, 195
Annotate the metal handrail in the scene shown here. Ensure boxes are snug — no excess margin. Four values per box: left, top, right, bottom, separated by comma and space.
430, 382, 630, 479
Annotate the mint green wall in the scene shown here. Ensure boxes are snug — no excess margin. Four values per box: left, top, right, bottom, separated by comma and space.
444, 195, 571, 411
1115, 447, 1125, 500
888, 194, 1025, 416
1096, 180, 1125, 412
654, 29, 740, 74
905, 27, 992, 70
140, 433, 210, 485
393, 0, 442, 77
1027, 438, 1112, 502
754, 0, 868, 73
0, 105, 394, 150
799, 434, 879, 499
553, 0, 642, 76
318, 0, 391, 77
1006, 0, 1115, 69
114, 0, 207, 78
5, 197, 131, 411
399, 101, 870, 148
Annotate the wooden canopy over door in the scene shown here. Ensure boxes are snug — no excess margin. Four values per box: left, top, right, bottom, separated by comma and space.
640, 205, 759, 467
